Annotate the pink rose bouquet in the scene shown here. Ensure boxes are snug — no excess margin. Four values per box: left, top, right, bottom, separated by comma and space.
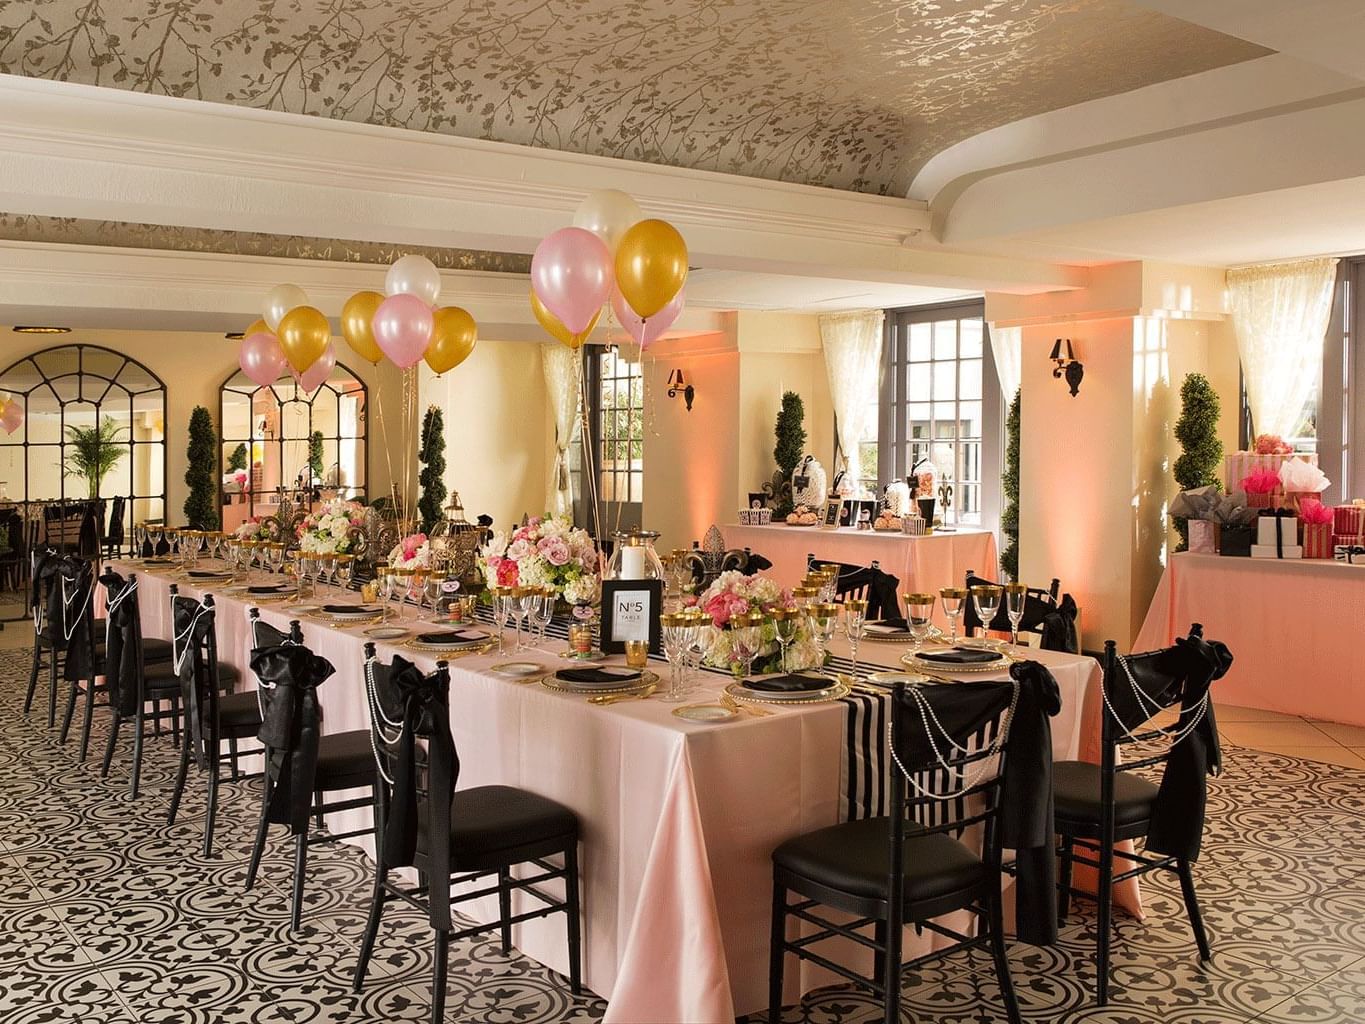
479, 514, 598, 602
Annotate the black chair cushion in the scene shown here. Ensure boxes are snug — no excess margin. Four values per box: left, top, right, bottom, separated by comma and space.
773, 816, 987, 905
1053, 760, 1159, 829
217, 691, 263, 734
143, 660, 241, 696
418, 785, 578, 869
140, 637, 174, 664
314, 729, 378, 790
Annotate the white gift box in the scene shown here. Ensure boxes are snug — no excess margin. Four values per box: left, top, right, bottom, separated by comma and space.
901, 514, 928, 536
1251, 544, 1303, 559
1334, 544, 1365, 565
1256, 515, 1298, 548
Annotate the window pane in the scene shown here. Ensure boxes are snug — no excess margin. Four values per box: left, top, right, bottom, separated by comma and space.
959, 359, 982, 401
909, 323, 931, 361
908, 366, 931, 402
932, 360, 957, 398
960, 318, 984, 358
932, 320, 957, 360
960, 401, 983, 438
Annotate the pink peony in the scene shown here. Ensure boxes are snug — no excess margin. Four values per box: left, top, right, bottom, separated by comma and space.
538, 536, 570, 566
496, 560, 520, 587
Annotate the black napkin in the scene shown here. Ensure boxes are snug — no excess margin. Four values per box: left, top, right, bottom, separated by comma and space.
557, 667, 642, 684
918, 648, 1004, 665
188, 569, 231, 578
747, 673, 830, 693
415, 629, 486, 644
248, 583, 288, 594
324, 604, 381, 615
866, 617, 910, 633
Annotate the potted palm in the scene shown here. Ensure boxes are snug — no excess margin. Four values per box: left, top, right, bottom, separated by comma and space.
65, 420, 127, 498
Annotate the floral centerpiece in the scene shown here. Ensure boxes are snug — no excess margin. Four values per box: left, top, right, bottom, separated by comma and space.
691, 570, 823, 674
297, 498, 366, 554
233, 517, 264, 541
387, 531, 432, 570
479, 514, 599, 603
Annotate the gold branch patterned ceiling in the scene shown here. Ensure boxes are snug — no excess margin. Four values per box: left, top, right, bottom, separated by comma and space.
0, 0, 1269, 195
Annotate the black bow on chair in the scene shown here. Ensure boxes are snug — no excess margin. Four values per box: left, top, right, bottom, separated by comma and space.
251, 643, 336, 833
100, 570, 142, 717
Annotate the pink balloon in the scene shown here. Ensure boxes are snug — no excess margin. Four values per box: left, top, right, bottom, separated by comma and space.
1, 401, 23, 435
612, 285, 685, 349
239, 331, 287, 387
372, 293, 433, 368
531, 227, 612, 335
295, 342, 336, 393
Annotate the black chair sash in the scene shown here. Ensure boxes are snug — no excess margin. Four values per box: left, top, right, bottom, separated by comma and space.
251, 643, 335, 834
172, 595, 217, 767
1106, 633, 1232, 861
1038, 593, 1079, 654
100, 570, 143, 716
55, 557, 97, 681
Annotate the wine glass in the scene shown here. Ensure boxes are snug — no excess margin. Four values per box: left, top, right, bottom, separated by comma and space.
684, 609, 710, 684
817, 565, 839, 603
514, 586, 539, 652
424, 572, 444, 620
335, 554, 355, 598
844, 598, 868, 679
971, 585, 1003, 640
810, 602, 838, 668
903, 592, 936, 655
792, 585, 820, 612
772, 608, 800, 675
660, 612, 691, 702
1005, 583, 1029, 650
533, 589, 555, 645
408, 568, 428, 619
392, 567, 414, 620
670, 551, 691, 608
738, 610, 766, 679
940, 587, 966, 644
148, 523, 165, 555
372, 562, 391, 621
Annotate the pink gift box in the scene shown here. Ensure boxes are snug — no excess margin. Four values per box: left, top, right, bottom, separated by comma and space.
1187, 520, 1219, 554
1334, 506, 1364, 535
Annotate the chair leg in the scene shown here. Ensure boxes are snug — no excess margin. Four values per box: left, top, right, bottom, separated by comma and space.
58, 679, 79, 744
498, 868, 513, 954
290, 830, 308, 931
152, 699, 162, 737
431, 929, 450, 1024
873, 919, 888, 988
314, 790, 324, 830
564, 841, 582, 996
353, 795, 388, 993
47, 652, 58, 728
202, 767, 219, 858
24, 645, 41, 715
1176, 859, 1212, 962
77, 675, 97, 763
881, 903, 903, 1024
167, 732, 192, 824
100, 714, 121, 778
768, 882, 787, 1024
170, 696, 180, 747
245, 775, 275, 892
129, 703, 145, 800
988, 891, 1023, 1024
1096, 837, 1114, 1006
228, 736, 240, 781
1057, 834, 1074, 922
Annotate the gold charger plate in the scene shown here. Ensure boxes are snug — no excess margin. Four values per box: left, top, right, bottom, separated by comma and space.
724, 680, 850, 706
541, 669, 659, 696
900, 650, 1012, 675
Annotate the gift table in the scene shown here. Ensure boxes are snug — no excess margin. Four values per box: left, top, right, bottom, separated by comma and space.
1135, 552, 1365, 725
115, 560, 1125, 1023
721, 523, 998, 621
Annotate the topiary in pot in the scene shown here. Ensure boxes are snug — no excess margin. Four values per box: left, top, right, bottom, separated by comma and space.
764, 391, 807, 520
417, 404, 447, 534
1000, 389, 1021, 581
184, 406, 219, 530
1172, 373, 1223, 551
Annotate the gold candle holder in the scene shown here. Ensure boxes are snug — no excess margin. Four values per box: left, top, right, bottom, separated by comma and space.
624, 639, 649, 669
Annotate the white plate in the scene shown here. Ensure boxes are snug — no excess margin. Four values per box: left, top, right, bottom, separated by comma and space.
557, 649, 608, 662
866, 670, 932, 687
672, 703, 739, 723
491, 661, 545, 678
363, 626, 408, 640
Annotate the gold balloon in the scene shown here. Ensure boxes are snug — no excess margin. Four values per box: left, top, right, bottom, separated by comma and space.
340, 290, 385, 364
614, 219, 688, 320
425, 306, 477, 374
277, 305, 331, 373
530, 289, 600, 350
242, 318, 269, 339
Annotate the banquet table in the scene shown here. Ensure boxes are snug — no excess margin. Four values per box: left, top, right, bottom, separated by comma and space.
115, 559, 1128, 1023
722, 523, 998, 623
1136, 551, 1365, 725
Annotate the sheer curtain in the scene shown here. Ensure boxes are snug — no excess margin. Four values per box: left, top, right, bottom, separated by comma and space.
819, 310, 885, 475
542, 343, 583, 516
987, 323, 1022, 399
1227, 257, 1338, 440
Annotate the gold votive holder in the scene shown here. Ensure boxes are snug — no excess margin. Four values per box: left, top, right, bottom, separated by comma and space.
624, 639, 649, 669
360, 581, 378, 604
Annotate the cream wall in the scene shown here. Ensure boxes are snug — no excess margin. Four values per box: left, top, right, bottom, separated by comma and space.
418, 339, 550, 533
0, 326, 402, 524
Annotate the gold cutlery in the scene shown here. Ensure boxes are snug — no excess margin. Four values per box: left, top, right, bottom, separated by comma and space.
721, 691, 772, 717
588, 683, 658, 706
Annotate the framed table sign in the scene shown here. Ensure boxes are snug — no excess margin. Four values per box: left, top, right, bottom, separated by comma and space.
821, 497, 844, 530
600, 579, 663, 655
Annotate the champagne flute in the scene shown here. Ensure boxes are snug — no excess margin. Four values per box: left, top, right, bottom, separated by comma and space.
533, 589, 555, 644
372, 562, 391, 621
903, 592, 936, 655
844, 598, 868, 679
660, 612, 691, 702
515, 586, 539, 652
971, 585, 1003, 640
1005, 582, 1029, 650
940, 587, 966, 644
772, 607, 800, 675
684, 608, 710, 684
392, 567, 414, 620
491, 587, 513, 654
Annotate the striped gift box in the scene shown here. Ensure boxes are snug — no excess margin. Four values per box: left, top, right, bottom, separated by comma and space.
1334, 506, 1364, 535
1225, 451, 1317, 499
1303, 523, 1334, 559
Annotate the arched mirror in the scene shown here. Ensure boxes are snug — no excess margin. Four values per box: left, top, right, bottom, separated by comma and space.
219, 364, 367, 533
0, 344, 167, 558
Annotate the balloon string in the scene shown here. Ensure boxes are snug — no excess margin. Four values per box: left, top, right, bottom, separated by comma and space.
374, 376, 397, 514
576, 352, 604, 565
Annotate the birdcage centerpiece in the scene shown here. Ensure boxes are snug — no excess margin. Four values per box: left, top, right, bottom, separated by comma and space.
429, 491, 486, 587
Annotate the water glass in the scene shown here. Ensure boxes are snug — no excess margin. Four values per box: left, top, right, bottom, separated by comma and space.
940, 587, 966, 644
660, 612, 691, 701
771, 608, 800, 675
809, 603, 838, 667
335, 554, 355, 595
903, 592, 936, 653
1005, 583, 1029, 649
971, 585, 1003, 637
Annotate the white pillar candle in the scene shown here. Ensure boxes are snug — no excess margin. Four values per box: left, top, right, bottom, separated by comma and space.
620, 545, 646, 580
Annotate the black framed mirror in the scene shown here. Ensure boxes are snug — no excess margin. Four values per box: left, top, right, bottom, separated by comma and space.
219, 364, 368, 534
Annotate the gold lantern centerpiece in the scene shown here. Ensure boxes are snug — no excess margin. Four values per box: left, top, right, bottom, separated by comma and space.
429, 491, 487, 589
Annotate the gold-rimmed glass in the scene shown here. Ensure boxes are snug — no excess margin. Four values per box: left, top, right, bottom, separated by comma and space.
971, 585, 1003, 638
810, 602, 839, 667
940, 587, 967, 644
903, 592, 936, 653
844, 597, 868, 678
771, 608, 800, 675
1005, 582, 1029, 650
660, 611, 692, 701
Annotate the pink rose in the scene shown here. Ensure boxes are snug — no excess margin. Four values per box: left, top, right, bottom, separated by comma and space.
496, 560, 519, 587
538, 536, 570, 566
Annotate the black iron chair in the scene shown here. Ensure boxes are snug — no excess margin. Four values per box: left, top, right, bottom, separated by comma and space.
165, 599, 269, 855
352, 648, 582, 1023
769, 678, 1038, 1024
26, 550, 75, 727
805, 555, 901, 620
1053, 625, 1231, 1005
103, 496, 126, 559
962, 570, 1062, 640
243, 630, 378, 930
0, 508, 23, 592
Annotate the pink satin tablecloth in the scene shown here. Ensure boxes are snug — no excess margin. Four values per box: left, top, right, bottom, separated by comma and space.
1136, 551, 1365, 726
118, 562, 1129, 1023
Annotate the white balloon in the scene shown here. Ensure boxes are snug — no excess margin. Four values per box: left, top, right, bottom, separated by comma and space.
572, 189, 644, 254
385, 254, 442, 305
263, 283, 310, 332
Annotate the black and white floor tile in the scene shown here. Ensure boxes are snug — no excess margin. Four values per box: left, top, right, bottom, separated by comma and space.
1, 646, 1364, 1023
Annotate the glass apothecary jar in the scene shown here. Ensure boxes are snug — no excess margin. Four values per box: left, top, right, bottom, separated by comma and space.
606, 529, 666, 581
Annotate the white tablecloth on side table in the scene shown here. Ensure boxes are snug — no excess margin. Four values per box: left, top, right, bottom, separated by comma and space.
117, 560, 1110, 1023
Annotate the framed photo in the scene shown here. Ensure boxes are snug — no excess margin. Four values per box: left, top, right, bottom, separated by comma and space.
821, 497, 844, 529
840, 499, 876, 528
599, 579, 663, 655
747, 492, 768, 510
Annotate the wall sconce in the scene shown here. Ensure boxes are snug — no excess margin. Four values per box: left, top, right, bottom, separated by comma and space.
1050, 338, 1084, 397
666, 369, 695, 411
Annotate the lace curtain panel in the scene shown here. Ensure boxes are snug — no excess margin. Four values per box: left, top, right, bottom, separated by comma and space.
819, 310, 885, 474
1227, 257, 1338, 441
988, 323, 1022, 400
542, 343, 583, 516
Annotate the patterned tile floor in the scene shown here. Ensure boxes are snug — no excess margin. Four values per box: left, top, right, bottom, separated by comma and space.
2, 645, 1364, 1023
